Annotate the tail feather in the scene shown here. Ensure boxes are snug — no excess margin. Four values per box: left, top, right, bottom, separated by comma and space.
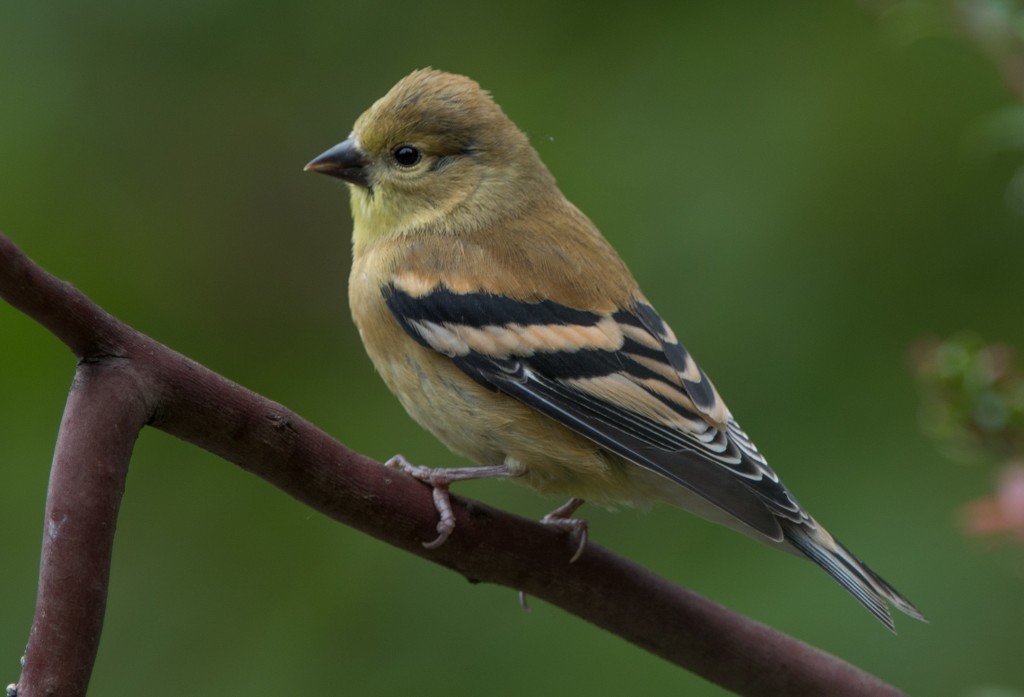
783, 522, 927, 632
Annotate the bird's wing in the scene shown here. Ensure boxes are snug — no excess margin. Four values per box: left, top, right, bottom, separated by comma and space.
383, 279, 811, 541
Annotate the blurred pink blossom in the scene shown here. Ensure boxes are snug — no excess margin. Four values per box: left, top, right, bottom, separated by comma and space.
961, 464, 1024, 542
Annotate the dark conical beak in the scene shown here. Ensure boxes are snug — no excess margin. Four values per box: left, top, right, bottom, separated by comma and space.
304, 136, 370, 187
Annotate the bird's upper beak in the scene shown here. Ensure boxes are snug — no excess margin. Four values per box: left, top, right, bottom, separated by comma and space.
304, 136, 370, 187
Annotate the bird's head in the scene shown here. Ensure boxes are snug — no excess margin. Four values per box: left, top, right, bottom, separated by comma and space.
306, 68, 556, 249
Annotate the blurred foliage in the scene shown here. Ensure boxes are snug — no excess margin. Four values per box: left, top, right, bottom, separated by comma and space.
2, 1, 1024, 696
956, 0, 1024, 213
890, 0, 1024, 558
911, 335, 1024, 548
911, 334, 1024, 463
876, 0, 1024, 211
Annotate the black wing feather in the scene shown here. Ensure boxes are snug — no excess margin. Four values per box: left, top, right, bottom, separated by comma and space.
466, 356, 782, 538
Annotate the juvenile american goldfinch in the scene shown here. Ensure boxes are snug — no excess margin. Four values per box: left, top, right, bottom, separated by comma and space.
305, 68, 925, 630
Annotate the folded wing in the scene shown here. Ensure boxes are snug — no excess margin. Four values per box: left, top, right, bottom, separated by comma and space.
383, 279, 812, 541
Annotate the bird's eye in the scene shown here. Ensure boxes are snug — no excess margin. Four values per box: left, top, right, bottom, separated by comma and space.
393, 145, 422, 167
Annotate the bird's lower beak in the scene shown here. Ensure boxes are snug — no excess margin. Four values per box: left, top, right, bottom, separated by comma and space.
304, 136, 370, 187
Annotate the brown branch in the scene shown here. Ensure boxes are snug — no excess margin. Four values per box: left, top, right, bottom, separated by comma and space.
20, 361, 149, 696
0, 231, 907, 697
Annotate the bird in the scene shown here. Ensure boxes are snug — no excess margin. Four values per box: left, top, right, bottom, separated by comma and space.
304, 68, 925, 631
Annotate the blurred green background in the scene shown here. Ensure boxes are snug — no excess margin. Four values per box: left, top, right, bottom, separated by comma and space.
2, 1, 1023, 695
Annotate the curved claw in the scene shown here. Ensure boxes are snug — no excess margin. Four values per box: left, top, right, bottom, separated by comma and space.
516, 498, 590, 609
541, 497, 588, 563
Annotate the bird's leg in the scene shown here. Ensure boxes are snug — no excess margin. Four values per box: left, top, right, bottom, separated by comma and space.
384, 455, 516, 549
541, 497, 588, 563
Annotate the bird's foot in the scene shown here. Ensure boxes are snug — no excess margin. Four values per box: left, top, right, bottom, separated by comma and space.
384, 455, 514, 549
517, 497, 589, 611
541, 497, 588, 563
